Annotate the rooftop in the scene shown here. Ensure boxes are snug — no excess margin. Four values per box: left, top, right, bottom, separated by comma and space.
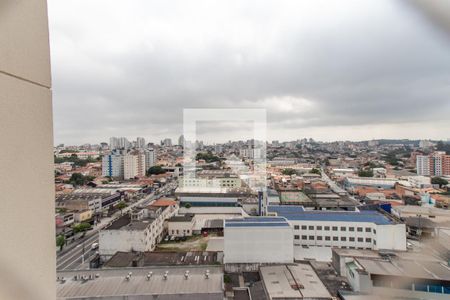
225, 217, 290, 228
56, 266, 223, 300
268, 205, 394, 225
260, 264, 332, 299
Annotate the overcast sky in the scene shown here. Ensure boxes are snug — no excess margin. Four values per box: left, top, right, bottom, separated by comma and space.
48, 0, 450, 145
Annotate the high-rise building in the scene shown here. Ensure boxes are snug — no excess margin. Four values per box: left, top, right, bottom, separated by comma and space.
109, 136, 130, 150
124, 152, 146, 179
162, 138, 172, 147
419, 140, 433, 149
417, 151, 450, 176
144, 148, 156, 170
102, 153, 124, 179
136, 137, 146, 148
416, 155, 430, 176
178, 135, 185, 147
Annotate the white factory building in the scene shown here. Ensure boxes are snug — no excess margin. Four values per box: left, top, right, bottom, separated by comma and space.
224, 217, 294, 264
267, 206, 406, 259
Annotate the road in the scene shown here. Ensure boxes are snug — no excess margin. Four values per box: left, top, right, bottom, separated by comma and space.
56, 181, 178, 271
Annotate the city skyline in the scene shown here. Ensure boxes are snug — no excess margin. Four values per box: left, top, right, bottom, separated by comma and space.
48, 0, 450, 144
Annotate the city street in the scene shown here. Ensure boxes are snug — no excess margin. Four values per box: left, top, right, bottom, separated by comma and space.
56, 181, 177, 270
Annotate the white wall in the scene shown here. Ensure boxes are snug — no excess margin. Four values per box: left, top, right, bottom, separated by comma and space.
376, 224, 406, 251
0, 1, 55, 299
99, 228, 153, 256
224, 226, 293, 263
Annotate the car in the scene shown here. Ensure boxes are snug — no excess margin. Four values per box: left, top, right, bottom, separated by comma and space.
91, 243, 99, 250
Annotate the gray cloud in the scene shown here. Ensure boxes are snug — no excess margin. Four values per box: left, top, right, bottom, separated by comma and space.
48, 0, 450, 144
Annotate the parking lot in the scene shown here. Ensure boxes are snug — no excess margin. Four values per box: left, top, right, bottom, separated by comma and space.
157, 233, 218, 252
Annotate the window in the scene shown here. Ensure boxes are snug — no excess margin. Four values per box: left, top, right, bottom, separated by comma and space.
349, 227, 354, 232
294, 225, 299, 230
357, 237, 363, 242
308, 226, 314, 230
301, 225, 307, 230
325, 236, 331, 241
302, 235, 307, 240
373, 229, 376, 234
332, 226, 338, 231
366, 238, 371, 243
309, 235, 314, 240
341, 237, 347, 241
349, 237, 355, 242
340, 226, 346, 231
317, 236, 322, 240
357, 227, 363, 232
365, 228, 371, 233
333, 236, 338, 241
324, 226, 330, 231
317, 226, 322, 230
294, 235, 300, 240
373, 240, 376, 245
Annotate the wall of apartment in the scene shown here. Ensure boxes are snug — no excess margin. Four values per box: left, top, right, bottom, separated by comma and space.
0, 1, 55, 299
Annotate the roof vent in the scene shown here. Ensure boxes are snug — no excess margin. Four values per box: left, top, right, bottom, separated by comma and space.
125, 275, 131, 281
184, 270, 190, 279
205, 270, 210, 279
163, 271, 169, 280
147, 271, 153, 280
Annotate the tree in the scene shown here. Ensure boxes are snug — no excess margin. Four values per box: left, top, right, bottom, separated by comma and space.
73, 222, 91, 233
431, 177, 448, 188
358, 169, 374, 177
281, 168, 296, 176
310, 168, 321, 175
184, 203, 192, 209
147, 165, 166, 175
116, 201, 128, 212
56, 235, 65, 251
196, 151, 220, 163
68, 173, 94, 186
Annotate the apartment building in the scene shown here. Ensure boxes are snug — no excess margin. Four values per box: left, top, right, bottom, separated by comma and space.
267, 206, 406, 251
102, 153, 124, 179
99, 203, 177, 257
417, 151, 450, 176
124, 151, 146, 179
144, 148, 156, 169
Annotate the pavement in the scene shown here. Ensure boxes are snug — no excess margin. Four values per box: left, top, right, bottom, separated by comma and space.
56, 181, 178, 271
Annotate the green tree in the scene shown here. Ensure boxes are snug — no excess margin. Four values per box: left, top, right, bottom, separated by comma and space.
69, 173, 86, 186
281, 168, 296, 176
56, 235, 65, 251
196, 151, 220, 163
358, 169, 374, 177
147, 165, 166, 175
310, 168, 321, 175
184, 203, 192, 209
116, 201, 128, 212
73, 222, 91, 233
431, 177, 448, 188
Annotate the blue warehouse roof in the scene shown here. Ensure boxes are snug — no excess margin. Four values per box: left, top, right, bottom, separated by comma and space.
225, 217, 290, 227
267, 205, 393, 225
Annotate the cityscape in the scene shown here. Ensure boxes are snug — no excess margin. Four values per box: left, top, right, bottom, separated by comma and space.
2, 1, 450, 300
53, 136, 450, 299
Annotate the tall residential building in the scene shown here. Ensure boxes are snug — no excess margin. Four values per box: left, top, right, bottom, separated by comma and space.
109, 136, 130, 150
416, 155, 430, 176
416, 151, 450, 176
162, 138, 172, 147
136, 137, 146, 148
102, 153, 124, 179
144, 148, 156, 170
178, 135, 185, 147
124, 152, 146, 180
109, 137, 119, 150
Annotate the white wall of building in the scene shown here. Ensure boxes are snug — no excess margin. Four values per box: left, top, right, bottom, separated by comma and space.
224, 226, 293, 263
